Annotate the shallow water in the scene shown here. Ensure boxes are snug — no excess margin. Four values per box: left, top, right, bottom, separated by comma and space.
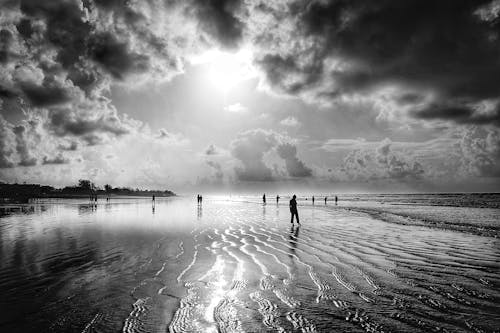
0, 197, 499, 332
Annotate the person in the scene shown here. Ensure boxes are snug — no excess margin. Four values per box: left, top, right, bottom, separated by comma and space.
200, 195, 203, 204
276, 195, 280, 204
289, 195, 300, 225
335, 195, 338, 204
324, 196, 327, 204
263, 193, 266, 204
312, 196, 315, 205
197, 194, 200, 204
152, 195, 155, 202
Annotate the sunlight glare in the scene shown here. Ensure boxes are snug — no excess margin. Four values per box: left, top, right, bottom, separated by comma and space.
191, 48, 257, 92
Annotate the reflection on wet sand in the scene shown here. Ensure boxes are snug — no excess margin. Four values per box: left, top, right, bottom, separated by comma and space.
0, 197, 499, 332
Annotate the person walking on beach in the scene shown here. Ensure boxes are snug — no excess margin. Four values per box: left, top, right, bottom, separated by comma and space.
312, 196, 315, 205
276, 195, 280, 204
290, 195, 300, 225
263, 193, 266, 204
324, 196, 327, 204
335, 195, 338, 205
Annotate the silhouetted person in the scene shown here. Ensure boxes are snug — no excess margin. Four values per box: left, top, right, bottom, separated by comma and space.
200, 195, 203, 204
335, 195, 338, 205
324, 196, 327, 205
289, 195, 300, 225
276, 195, 280, 204
197, 194, 200, 204
312, 196, 315, 205
263, 193, 266, 204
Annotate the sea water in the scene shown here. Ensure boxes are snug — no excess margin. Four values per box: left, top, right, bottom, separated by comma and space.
0, 195, 499, 332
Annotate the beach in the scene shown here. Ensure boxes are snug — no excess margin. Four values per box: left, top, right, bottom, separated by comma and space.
0, 195, 499, 332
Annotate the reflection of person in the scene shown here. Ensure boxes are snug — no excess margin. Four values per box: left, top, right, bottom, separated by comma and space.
289, 224, 300, 255
197, 204, 202, 220
289, 195, 300, 225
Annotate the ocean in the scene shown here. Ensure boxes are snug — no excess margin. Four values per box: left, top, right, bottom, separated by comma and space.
0, 194, 499, 332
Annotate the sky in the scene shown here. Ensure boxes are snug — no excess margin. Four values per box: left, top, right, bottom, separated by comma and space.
1, 0, 500, 193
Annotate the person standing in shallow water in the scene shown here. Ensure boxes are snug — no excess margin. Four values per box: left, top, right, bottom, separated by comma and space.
312, 196, 315, 205
276, 195, 280, 204
290, 195, 300, 225
263, 193, 266, 204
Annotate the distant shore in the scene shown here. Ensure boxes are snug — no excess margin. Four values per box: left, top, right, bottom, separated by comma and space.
0, 181, 176, 203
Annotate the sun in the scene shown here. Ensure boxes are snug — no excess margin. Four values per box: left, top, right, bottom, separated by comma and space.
191, 48, 257, 92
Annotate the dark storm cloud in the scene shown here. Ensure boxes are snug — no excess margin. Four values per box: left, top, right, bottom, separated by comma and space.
0, 28, 14, 64
255, 0, 500, 125
190, 0, 244, 49
412, 102, 500, 126
88, 32, 150, 80
49, 110, 130, 138
20, 80, 74, 107
276, 143, 312, 177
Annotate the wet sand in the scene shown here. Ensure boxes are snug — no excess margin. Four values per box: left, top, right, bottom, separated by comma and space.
0, 197, 499, 332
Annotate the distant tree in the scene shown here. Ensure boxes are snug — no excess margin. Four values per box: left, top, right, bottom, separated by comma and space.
78, 179, 95, 192
104, 184, 112, 193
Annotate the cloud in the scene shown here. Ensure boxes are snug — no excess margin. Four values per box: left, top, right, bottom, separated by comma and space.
276, 143, 312, 177
250, 0, 500, 126
206, 160, 224, 182
411, 101, 500, 126
13, 124, 37, 167
280, 116, 300, 127
58, 141, 78, 151
191, 0, 244, 49
230, 128, 313, 181
340, 138, 425, 181
224, 102, 247, 113
42, 153, 69, 165
49, 108, 131, 138
458, 127, 500, 177
156, 128, 189, 146
230, 129, 276, 181
205, 144, 218, 155
0, 114, 16, 168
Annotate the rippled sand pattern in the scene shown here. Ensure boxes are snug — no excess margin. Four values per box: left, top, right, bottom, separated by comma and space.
0, 198, 499, 332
